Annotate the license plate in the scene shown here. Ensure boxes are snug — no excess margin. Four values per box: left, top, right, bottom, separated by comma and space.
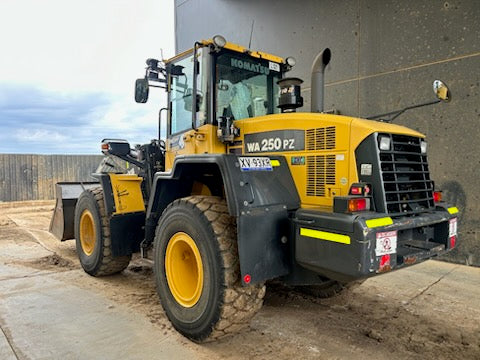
375, 231, 397, 256
238, 157, 272, 171
449, 218, 457, 237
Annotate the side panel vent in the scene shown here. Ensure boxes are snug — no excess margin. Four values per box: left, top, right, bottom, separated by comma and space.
306, 155, 336, 197
306, 126, 336, 150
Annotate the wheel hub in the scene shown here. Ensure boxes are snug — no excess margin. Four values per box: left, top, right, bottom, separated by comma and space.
165, 232, 203, 308
79, 209, 96, 256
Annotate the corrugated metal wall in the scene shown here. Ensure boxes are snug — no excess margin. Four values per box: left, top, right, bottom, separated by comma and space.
0, 154, 103, 201
174, 0, 480, 266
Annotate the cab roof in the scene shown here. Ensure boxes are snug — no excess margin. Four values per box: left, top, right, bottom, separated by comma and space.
165, 38, 284, 64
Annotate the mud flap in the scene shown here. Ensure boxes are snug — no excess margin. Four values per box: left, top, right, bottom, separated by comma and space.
49, 182, 99, 241
238, 205, 291, 285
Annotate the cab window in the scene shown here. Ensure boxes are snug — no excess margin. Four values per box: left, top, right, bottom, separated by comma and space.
216, 52, 281, 121
169, 52, 205, 134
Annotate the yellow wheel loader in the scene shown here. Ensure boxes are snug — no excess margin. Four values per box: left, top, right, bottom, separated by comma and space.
50, 35, 459, 342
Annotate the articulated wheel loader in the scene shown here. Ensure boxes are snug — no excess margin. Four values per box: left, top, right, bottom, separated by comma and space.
50, 35, 459, 342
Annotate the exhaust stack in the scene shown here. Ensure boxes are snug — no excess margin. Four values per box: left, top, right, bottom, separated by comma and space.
311, 48, 331, 113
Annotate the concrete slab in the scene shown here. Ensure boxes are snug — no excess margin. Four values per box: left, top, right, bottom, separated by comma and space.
0, 328, 16, 360
0, 269, 197, 360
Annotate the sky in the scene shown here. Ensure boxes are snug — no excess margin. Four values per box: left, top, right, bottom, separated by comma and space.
0, 0, 175, 154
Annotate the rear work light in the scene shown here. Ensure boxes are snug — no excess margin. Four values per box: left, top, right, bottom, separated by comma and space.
334, 196, 371, 213
378, 135, 391, 151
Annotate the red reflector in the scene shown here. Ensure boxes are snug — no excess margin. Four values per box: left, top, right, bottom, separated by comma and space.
378, 254, 391, 272
449, 235, 456, 249
351, 187, 362, 195
380, 254, 390, 267
243, 274, 251, 284
348, 198, 368, 212
433, 191, 442, 203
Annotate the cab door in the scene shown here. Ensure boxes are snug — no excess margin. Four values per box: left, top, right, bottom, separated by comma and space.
165, 50, 208, 170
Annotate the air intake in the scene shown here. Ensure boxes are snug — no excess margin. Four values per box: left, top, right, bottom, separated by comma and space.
306, 155, 336, 197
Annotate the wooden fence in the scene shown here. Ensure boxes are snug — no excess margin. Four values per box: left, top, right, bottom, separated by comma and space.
0, 154, 103, 202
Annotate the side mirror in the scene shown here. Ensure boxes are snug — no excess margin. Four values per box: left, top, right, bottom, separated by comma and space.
101, 139, 131, 156
135, 78, 149, 103
183, 88, 203, 112
433, 80, 451, 102
170, 65, 185, 76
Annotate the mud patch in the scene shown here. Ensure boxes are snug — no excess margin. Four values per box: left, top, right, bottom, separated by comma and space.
0, 216, 16, 227
24, 253, 77, 271
126, 265, 153, 277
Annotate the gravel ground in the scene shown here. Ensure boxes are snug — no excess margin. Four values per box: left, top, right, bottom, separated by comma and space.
0, 201, 479, 360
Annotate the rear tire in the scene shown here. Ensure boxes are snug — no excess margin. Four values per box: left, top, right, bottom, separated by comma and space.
74, 187, 131, 276
297, 278, 365, 298
297, 279, 345, 298
154, 196, 265, 342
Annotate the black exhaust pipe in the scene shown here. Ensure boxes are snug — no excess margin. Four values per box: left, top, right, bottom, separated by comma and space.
311, 48, 331, 113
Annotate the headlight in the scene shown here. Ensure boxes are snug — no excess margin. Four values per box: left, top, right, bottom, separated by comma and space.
420, 140, 427, 154
286, 56, 296, 67
378, 135, 391, 151
212, 35, 227, 48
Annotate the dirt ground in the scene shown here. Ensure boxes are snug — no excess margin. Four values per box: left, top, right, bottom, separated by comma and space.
0, 201, 479, 360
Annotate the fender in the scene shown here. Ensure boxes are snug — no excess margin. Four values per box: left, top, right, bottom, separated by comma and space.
93, 173, 145, 257
146, 154, 301, 284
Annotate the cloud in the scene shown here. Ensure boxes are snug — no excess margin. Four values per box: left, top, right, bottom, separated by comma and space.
0, 0, 174, 155
15, 129, 68, 142
0, 84, 165, 154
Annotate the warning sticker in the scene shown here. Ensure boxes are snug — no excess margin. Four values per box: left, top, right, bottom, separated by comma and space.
449, 218, 457, 237
375, 231, 397, 256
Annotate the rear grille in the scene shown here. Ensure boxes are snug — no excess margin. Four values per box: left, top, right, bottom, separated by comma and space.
306, 126, 336, 150
306, 155, 336, 197
379, 134, 434, 215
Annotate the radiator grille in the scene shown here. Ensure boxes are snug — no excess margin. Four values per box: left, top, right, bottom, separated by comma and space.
306, 155, 336, 197
379, 134, 434, 215
306, 126, 336, 150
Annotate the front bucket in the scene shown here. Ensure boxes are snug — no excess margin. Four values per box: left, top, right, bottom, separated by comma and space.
49, 182, 99, 241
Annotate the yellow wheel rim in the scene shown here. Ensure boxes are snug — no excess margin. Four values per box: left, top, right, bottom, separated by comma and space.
165, 232, 204, 308
79, 209, 96, 256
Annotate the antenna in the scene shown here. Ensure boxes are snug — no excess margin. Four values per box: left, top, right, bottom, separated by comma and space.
248, 20, 255, 49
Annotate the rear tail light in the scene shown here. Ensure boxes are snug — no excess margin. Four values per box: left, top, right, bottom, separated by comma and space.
348, 198, 369, 212
433, 191, 442, 203
334, 196, 371, 213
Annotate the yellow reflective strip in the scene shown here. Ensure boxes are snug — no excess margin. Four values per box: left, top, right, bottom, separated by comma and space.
271, 160, 280, 167
448, 207, 459, 214
365, 217, 393, 228
300, 228, 350, 245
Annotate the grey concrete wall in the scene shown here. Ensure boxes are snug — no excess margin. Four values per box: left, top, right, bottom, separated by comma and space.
175, 0, 480, 265
0, 154, 103, 201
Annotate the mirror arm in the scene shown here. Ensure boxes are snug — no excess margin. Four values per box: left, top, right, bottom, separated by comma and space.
367, 99, 441, 122
114, 153, 145, 170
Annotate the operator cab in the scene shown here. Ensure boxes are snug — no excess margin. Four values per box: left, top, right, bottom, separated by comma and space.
135, 35, 295, 138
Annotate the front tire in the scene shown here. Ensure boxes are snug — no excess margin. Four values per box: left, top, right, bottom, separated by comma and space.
74, 187, 131, 276
154, 196, 265, 342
